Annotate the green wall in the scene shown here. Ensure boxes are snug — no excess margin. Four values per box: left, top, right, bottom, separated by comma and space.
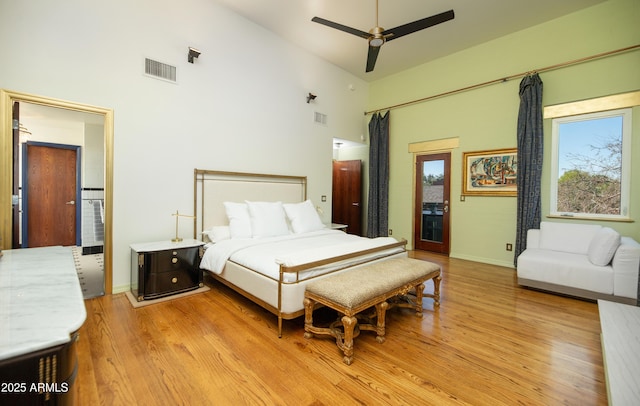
367, 0, 640, 268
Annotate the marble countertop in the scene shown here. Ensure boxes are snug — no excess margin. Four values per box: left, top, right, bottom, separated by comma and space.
0, 246, 87, 361
130, 238, 204, 253
598, 300, 640, 405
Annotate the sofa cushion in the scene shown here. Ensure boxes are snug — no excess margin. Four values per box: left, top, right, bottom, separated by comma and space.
517, 248, 614, 294
539, 222, 601, 255
588, 227, 621, 266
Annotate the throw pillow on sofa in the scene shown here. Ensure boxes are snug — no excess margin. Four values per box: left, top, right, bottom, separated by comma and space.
587, 227, 621, 266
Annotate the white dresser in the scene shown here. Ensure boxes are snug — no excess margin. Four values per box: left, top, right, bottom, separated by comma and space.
0, 246, 86, 404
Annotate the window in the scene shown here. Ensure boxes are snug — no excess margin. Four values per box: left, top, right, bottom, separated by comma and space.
550, 108, 631, 219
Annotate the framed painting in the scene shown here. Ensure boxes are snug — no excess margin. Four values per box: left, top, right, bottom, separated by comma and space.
462, 148, 517, 196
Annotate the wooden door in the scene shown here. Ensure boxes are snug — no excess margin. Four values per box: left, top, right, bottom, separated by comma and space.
23, 142, 80, 247
414, 153, 451, 254
332, 160, 362, 235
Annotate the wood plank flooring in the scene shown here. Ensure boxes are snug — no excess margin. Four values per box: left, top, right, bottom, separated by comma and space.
76, 252, 606, 405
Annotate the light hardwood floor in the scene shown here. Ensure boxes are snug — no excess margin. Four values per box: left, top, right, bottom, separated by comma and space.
76, 252, 606, 405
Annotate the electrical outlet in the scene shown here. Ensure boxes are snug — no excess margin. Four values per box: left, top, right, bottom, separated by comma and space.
506, 243, 513, 251
389, 229, 393, 235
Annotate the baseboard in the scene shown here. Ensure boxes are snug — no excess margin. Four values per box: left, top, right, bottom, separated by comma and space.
449, 252, 515, 269
82, 245, 104, 255
112, 285, 130, 294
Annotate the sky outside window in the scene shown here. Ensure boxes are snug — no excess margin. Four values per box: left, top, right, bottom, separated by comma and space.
557, 116, 623, 177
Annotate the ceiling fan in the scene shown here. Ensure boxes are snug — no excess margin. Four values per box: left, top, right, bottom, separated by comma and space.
312, 1, 455, 73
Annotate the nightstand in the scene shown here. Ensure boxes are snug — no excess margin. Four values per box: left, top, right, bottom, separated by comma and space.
130, 239, 204, 302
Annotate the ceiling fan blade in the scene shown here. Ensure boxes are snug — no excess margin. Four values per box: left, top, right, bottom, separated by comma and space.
366, 45, 381, 72
384, 9, 454, 41
311, 17, 371, 39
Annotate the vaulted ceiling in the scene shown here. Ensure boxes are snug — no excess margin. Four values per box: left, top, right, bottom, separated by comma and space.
214, 0, 607, 81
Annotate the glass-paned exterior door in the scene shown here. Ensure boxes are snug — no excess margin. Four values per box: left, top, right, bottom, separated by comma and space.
414, 153, 450, 254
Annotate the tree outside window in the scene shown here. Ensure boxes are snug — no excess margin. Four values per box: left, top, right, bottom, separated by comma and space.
551, 108, 631, 219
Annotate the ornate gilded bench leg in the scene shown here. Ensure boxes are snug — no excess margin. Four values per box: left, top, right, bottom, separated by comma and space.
414, 283, 425, 317
375, 301, 389, 343
341, 315, 357, 365
303, 297, 315, 339
433, 274, 442, 306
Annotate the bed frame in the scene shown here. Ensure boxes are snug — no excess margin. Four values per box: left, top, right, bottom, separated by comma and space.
193, 169, 407, 337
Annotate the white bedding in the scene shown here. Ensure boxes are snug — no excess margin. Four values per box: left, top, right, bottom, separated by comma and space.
200, 229, 403, 283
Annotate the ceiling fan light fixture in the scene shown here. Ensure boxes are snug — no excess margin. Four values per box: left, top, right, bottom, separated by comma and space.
369, 36, 384, 47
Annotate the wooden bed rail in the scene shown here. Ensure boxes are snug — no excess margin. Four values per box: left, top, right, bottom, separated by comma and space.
279, 239, 408, 274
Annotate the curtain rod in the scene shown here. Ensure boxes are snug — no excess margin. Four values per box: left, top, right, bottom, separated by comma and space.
364, 43, 640, 116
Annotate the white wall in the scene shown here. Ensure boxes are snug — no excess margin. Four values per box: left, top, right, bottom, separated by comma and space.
0, 0, 369, 291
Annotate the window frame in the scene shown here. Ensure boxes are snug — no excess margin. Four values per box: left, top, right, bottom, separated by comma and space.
550, 107, 632, 220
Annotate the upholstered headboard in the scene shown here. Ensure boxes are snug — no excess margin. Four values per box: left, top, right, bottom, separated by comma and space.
193, 169, 307, 239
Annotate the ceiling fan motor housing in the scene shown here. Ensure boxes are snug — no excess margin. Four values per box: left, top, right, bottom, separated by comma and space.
369, 26, 385, 47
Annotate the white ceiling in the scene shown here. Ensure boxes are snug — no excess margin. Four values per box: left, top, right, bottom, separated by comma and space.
214, 0, 607, 82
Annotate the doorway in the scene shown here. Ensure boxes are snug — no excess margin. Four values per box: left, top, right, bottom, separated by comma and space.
414, 153, 451, 254
332, 160, 362, 235
0, 89, 114, 295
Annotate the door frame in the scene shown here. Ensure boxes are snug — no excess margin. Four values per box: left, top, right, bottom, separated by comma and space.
22, 141, 82, 247
0, 89, 114, 294
414, 152, 451, 254
409, 138, 459, 254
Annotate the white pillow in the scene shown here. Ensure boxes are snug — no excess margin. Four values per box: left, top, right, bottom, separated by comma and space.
283, 200, 325, 234
223, 202, 252, 239
588, 227, 621, 266
202, 226, 231, 243
246, 201, 290, 238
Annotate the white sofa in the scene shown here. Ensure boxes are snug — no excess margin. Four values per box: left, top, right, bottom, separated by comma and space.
517, 221, 640, 305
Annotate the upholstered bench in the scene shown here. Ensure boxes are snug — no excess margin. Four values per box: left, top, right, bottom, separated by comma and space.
303, 257, 441, 365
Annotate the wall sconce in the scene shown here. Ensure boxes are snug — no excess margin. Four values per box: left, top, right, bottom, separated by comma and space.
306, 93, 317, 103
188, 47, 201, 63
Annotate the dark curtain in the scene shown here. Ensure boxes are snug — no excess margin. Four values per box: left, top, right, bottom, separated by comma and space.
514, 74, 544, 266
367, 111, 390, 238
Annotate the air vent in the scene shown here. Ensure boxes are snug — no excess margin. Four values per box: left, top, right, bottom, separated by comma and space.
314, 111, 328, 126
144, 58, 177, 83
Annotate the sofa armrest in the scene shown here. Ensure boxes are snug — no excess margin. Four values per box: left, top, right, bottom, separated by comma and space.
526, 229, 540, 249
612, 237, 640, 300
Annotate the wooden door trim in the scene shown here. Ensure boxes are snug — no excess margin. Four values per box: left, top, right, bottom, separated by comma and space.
22, 141, 82, 247
12, 101, 20, 247
0, 89, 114, 294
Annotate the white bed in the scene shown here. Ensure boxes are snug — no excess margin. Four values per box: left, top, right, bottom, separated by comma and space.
193, 169, 407, 336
